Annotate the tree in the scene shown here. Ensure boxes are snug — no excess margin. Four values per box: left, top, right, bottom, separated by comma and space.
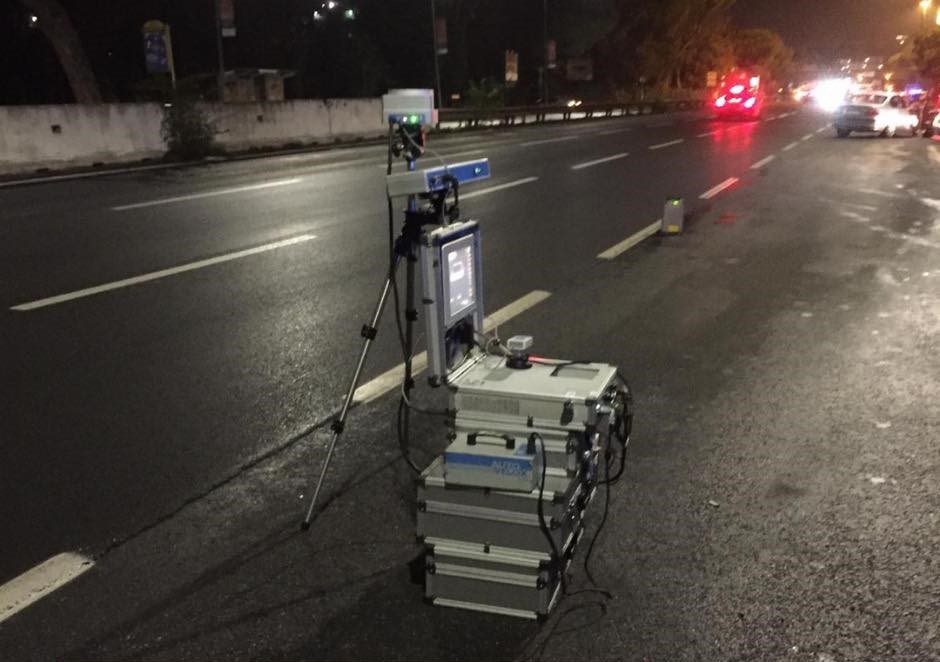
912, 31, 940, 85
733, 28, 793, 85
16, 0, 101, 103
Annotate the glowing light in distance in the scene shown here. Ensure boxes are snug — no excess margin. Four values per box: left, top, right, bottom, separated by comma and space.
744, 97, 757, 109
730, 85, 745, 94
715, 96, 727, 108
814, 78, 851, 112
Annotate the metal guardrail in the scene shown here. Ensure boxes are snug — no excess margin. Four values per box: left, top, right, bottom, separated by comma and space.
437, 99, 707, 128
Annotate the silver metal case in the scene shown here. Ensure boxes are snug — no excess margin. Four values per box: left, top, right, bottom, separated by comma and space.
423, 531, 582, 620
417, 458, 586, 553
449, 357, 619, 431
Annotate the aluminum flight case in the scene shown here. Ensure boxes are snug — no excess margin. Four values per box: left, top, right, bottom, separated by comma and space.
453, 415, 581, 475
448, 356, 619, 435
417, 457, 587, 553
424, 528, 583, 620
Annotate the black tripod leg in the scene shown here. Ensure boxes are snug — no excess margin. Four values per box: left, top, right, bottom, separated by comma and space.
302, 258, 400, 530
400, 244, 418, 460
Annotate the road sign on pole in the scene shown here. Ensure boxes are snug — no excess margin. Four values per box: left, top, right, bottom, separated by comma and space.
505, 50, 518, 85
142, 20, 176, 89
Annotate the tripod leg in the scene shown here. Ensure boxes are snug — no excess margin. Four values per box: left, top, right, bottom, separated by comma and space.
301, 266, 398, 530
400, 245, 418, 459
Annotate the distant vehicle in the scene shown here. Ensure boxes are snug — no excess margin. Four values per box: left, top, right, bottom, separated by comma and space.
713, 73, 764, 119
833, 93, 919, 138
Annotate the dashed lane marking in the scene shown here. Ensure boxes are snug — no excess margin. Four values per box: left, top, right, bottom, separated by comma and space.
11, 234, 317, 311
782, 141, 800, 151
801, 133, 814, 141
700, 177, 739, 200
750, 155, 776, 170
460, 177, 539, 200
112, 177, 304, 211
571, 152, 630, 170
697, 130, 720, 138
597, 220, 662, 260
351, 290, 552, 404
648, 138, 685, 151
518, 135, 579, 148
0, 553, 94, 625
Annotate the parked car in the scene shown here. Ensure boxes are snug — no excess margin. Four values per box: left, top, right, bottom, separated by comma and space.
834, 93, 919, 138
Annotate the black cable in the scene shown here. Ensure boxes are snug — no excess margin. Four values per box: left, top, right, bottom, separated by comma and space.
603, 375, 633, 486
533, 433, 567, 594
583, 450, 611, 587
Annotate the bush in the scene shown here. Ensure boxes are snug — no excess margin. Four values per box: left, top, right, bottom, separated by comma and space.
161, 99, 216, 160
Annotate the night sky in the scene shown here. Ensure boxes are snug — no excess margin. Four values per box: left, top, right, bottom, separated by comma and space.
734, 0, 925, 58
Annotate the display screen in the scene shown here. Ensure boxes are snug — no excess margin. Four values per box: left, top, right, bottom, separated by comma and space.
442, 234, 476, 324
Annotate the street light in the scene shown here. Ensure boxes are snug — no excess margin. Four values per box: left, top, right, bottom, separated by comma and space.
921, 0, 932, 30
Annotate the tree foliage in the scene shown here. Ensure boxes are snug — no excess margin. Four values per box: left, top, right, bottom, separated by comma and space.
732, 28, 793, 84
912, 31, 940, 84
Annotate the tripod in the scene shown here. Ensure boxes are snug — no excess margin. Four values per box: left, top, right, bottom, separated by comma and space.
301, 133, 451, 530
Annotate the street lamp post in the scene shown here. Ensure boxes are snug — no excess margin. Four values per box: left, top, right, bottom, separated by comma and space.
430, 0, 443, 109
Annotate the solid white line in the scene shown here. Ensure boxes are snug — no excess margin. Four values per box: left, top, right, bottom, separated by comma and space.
112, 177, 304, 211
648, 139, 685, 151
352, 290, 552, 404
460, 177, 539, 200
782, 141, 800, 152
596, 128, 631, 136
597, 220, 662, 260
0, 163, 175, 189
750, 155, 776, 170
697, 130, 720, 138
519, 135, 579, 148
571, 152, 630, 170
801, 133, 814, 141
11, 234, 316, 311
0, 553, 93, 624
700, 177, 739, 200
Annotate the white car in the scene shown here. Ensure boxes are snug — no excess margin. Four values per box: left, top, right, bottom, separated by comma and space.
834, 93, 919, 138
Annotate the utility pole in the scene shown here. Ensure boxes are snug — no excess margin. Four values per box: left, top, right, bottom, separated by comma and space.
213, 0, 226, 102
542, 0, 549, 103
430, 0, 443, 109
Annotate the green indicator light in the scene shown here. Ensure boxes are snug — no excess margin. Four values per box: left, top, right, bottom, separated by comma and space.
410, 114, 418, 123
672, 200, 680, 206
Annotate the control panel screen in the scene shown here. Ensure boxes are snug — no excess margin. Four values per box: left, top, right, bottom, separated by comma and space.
442, 234, 476, 325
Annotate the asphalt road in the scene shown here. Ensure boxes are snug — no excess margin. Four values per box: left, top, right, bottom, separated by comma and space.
1, 107, 938, 661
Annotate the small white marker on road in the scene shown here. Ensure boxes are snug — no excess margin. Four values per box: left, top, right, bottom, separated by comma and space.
0, 552, 94, 624
648, 138, 685, 151
571, 152, 629, 170
750, 155, 776, 170
700, 177, 739, 200
597, 220, 662, 260
782, 142, 800, 151
801, 133, 814, 141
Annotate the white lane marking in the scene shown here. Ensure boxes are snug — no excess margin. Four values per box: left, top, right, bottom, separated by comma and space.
519, 135, 579, 148
0, 553, 93, 624
700, 177, 739, 200
0, 163, 176, 189
571, 152, 630, 171
858, 188, 905, 199
596, 128, 632, 136
750, 155, 776, 170
352, 290, 552, 405
801, 133, 814, 141
597, 220, 662, 260
112, 177, 304, 211
782, 141, 800, 151
765, 116, 778, 122
816, 127, 828, 134
460, 177, 539, 200
697, 130, 720, 138
11, 234, 316, 311
375, 149, 486, 170
648, 139, 685, 151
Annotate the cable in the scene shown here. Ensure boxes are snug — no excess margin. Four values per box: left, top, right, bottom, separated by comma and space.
582, 450, 611, 587
533, 433, 567, 594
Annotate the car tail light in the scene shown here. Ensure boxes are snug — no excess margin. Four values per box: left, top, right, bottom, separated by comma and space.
715, 96, 727, 108
730, 84, 745, 94
744, 97, 757, 109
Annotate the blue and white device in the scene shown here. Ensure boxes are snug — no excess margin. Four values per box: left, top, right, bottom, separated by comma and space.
381, 88, 437, 126
386, 159, 490, 198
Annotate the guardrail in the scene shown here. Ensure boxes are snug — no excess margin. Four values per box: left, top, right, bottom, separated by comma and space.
437, 99, 708, 129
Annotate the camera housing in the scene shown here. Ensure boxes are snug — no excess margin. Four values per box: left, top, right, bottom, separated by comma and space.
382, 88, 438, 126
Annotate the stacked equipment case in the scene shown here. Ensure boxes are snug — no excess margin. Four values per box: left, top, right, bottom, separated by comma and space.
417, 354, 630, 620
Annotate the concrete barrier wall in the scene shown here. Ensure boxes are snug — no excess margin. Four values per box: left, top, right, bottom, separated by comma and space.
0, 104, 165, 174
0, 99, 385, 175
